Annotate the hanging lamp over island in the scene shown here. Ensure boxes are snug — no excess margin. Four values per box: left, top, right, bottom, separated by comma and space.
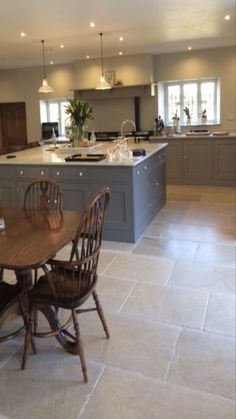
38, 40, 53, 93
95, 33, 111, 90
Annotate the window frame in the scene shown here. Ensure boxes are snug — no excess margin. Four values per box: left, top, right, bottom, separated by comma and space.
162, 77, 220, 126
40, 98, 69, 136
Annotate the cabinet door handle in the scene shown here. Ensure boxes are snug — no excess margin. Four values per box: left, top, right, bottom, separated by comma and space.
136, 170, 140, 175
144, 165, 147, 171
79, 172, 83, 177
56, 171, 60, 176
40, 170, 45, 176
156, 181, 159, 186
19, 170, 24, 175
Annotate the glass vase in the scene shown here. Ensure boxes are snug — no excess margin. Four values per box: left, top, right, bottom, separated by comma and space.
72, 126, 84, 147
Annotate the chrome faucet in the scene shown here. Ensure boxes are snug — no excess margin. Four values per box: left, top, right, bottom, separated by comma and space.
120, 119, 136, 138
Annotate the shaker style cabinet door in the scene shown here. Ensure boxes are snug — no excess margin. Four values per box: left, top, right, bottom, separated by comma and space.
213, 141, 236, 183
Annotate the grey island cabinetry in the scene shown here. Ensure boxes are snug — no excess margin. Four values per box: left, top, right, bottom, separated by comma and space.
0, 142, 166, 243
150, 134, 236, 186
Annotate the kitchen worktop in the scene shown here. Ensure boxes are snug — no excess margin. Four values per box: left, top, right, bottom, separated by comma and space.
0, 141, 166, 167
150, 133, 236, 141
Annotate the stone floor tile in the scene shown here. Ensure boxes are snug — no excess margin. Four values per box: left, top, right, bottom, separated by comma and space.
163, 222, 235, 245
121, 283, 208, 328
204, 294, 235, 337
194, 242, 236, 267
80, 313, 180, 380
133, 236, 198, 261
167, 329, 235, 399
103, 253, 175, 285
97, 251, 118, 274
0, 350, 105, 419
81, 367, 235, 419
168, 260, 235, 295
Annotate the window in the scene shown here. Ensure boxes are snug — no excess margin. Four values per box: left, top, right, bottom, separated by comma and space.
161, 78, 220, 125
40, 99, 69, 136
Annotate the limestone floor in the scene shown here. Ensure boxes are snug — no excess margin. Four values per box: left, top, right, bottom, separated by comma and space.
0, 185, 235, 419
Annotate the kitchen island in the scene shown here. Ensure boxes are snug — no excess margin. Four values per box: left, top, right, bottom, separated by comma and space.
0, 141, 167, 243
150, 133, 236, 186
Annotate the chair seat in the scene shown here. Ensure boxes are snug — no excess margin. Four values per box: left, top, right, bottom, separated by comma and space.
30, 268, 97, 309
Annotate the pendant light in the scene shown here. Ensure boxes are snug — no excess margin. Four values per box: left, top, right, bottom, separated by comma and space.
95, 33, 111, 90
38, 40, 53, 93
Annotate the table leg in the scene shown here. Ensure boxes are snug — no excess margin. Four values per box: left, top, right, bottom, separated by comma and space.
38, 306, 78, 355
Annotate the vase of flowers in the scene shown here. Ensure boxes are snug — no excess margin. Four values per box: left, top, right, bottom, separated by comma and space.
201, 109, 207, 125
65, 96, 94, 147
183, 106, 192, 126
172, 112, 181, 134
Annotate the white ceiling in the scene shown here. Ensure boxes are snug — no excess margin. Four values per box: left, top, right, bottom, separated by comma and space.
0, 0, 235, 70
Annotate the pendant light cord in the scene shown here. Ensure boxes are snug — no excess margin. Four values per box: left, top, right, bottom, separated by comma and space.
41, 40, 46, 79
99, 33, 104, 77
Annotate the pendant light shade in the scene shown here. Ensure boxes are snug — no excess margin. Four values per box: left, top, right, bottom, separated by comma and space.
38, 40, 53, 93
96, 33, 111, 90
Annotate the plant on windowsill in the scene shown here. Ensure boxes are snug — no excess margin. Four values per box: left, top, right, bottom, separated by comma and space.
201, 109, 207, 125
65, 96, 94, 146
172, 112, 181, 134
183, 106, 192, 126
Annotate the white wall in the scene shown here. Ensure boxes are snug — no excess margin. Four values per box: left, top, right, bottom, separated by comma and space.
0, 47, 235, 143
154, 46, 236, 132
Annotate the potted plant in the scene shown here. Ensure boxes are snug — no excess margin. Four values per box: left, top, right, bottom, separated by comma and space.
201, 109, 207, 125
65, 96, 94, 146
172, 112, 181, 134
183, 106, 192, 126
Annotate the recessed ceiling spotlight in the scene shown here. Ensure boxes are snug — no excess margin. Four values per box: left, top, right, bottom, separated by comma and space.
20, 32, 26, 37
60, 44, 64, 48
86, 55, 90, 59
224, 14, 231, 20
118, 51, 123, 55
188, 46, 192, 50
119, 36, 124, 41
90, 22, 95, 27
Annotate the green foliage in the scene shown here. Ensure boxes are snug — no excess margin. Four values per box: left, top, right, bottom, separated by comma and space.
172, 112, 180, 121
65, 96, 94, 128
183, 106, 191, 118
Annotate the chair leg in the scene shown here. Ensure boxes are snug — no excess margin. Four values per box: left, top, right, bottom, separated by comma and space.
92, 290, 110, 339
21, 307, 34, 370
19, 298, 37, 355
72, 309, 88, 383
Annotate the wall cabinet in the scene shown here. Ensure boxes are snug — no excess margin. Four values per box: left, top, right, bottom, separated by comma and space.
151, 137, 236, 186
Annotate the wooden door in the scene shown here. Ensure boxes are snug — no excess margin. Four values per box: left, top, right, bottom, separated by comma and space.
0, 102, 27, 150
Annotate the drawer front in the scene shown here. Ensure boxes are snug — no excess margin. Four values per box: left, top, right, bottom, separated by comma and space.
52, 166, 89, 181
91, 167, 130, 182
0, 166, 14, 179
15, 166, 49, 179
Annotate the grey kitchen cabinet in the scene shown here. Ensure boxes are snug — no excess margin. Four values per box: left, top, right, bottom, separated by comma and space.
151, 136, 236, 186
213, 140, 236, 182
165, 141, 182, 181
133, 149, 166, 240
90, 166, 133, 242
51, 166, 90, 211
183, 141, 212, 182
0, 166, 15, 207
15, 165, 50, 207
0, 146, 167, 242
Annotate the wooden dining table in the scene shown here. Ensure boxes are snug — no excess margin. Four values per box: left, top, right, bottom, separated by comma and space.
0, 207, 82, 353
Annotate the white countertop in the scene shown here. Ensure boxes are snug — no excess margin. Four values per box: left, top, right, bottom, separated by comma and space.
150, 133, 236, 140
0, 141, 167, 167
